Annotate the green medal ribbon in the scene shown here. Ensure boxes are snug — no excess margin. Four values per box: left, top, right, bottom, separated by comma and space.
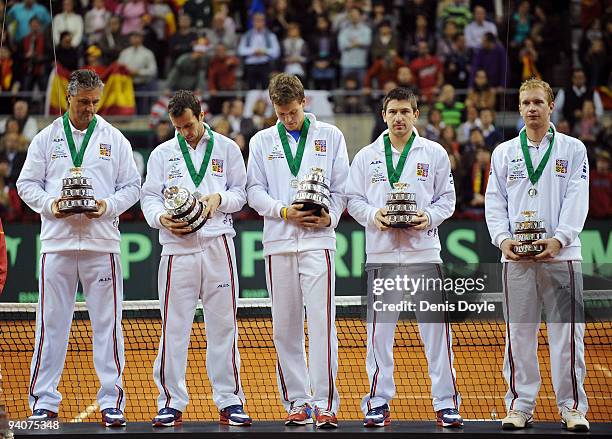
384, 132, 416, 187
62, 112, 97, 167
519, 127, 555, 186
177, 125, 215, 188
277, 117, 311, 177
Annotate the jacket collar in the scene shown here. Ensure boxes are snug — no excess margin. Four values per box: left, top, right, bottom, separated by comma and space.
375, 126, 420, 153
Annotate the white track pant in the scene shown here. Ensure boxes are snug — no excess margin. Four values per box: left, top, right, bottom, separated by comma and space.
153, 235, 245, 412
361, 264, 460, 414
502, 261, 588, 415
265, 250, 340, 414
28, 251, 125, 413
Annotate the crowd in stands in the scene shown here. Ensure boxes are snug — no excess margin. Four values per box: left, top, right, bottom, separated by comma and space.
0, 0, 610, 222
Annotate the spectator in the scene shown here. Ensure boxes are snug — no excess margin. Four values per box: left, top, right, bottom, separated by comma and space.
207, 43, 239, 114
115, 0, 149, 36
7, 0, 51, 43
19, 17, 51, 92
404, 13, 434, 61
396, 65, 417, 91
517, 36, 540, 82
0, 100, 37, 140
438, 0, 472, 32
470, 32, 507, 89
148, 0, 175, 62
583, 37, 610, 87
98, 15, 129, 64
572, 100, 602, 146
371, 20, 398, 61
83, 45, 106, 75
409, 40, 444, 103
118, 30, 158, 114
479, 108, 502, 150
0, 156, 23, 222
0, 46, 16, 99
55, 31, 79, 71
371, 2, 396, 29
182, 0, 213, 30
150, 119, 173, 148
308, 15, 338, 90
436, 20, 458, 62
363, 50, 406, 93
462, 144, 490, 219
434, 84, 465, 128
268, 0, 294, 40
52, 0, 83, 47
84, 0, 111, 45
237, 12, 280, 89
443, 32, 470, 89
553, 68, 604, 128
465, 69, 496, 111
227, 99, 257, 144
205, 11, 238, 55
464, 5, 497, 51
589, 150, 612, 219
370, 79, 398, 141
282, 22, 308, 80
424, 108, 444, 142
457, 104, 481, 145
168, 14, 198, 62
509, 0, 531, 49
165, 38, 208, 92
440, 124, 461, 157
334, 74, 367, 113
463, 125, 485, 155
250, 98, 268, 131
401, 0, 436, 35
0, 131, 27, 186
337, 7, 371, 85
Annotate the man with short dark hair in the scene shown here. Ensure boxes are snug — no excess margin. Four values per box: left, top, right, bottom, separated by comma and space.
237, 12, 280, 89
247, 73, 349, 428
346, 87, 462, 429
17, 69, 141, 427
141, 90, 251, 428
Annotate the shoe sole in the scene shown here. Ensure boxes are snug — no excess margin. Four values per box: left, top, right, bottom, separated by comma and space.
563, 421, 589, 432
285, 419, 314, 426
437, 420, 464, 428
364, 418, 391, 427
153, 420, 182, 427
220, 417, 252, 426
316, 421, 338, 429
502, 420, 533, 430
104, 420, 126, 427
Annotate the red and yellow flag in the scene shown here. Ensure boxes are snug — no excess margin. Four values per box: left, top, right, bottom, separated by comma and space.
46, 63, 136, 116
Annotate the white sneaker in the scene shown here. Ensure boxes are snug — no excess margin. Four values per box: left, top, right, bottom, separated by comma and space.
501, 409, 533, 430
560, 407, 589, 432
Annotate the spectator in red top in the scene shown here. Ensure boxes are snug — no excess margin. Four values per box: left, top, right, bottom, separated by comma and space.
20, 16, 51, 92
207, 43, 239, 114
408, 40, 443, 104
83, 45, 107, 75
0, 155, 22, 222
589, 150, 612, 219
363, 50, 406, 95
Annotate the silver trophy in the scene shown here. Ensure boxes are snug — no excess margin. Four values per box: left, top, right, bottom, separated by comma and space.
292, 167, 331, 215
385, 182, 418, 228
58, 167, 98, 213
513, 210, 546, 257
163, 186, 208, 234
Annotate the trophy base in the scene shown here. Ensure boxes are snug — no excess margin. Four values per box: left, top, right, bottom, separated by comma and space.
513, 243, 545, 257
387, 214, 418, 228
59, 205, 98, 214
292, 201, 328, 216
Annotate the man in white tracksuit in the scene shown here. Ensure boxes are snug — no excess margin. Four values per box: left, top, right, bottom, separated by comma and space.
17, 70, 141, 427
246, 73, 349, 429
346, 87, 463, 428
141, 90, 251, 427
485, 78, 590, 432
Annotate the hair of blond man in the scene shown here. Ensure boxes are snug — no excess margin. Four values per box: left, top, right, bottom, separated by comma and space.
519, 78, 554, 105
269, 73, 305, 106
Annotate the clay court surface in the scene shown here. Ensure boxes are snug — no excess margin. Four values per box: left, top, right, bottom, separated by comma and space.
2, 317, 611, 422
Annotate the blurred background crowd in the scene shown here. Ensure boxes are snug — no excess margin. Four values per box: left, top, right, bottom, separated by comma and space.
0, 0, 610, 223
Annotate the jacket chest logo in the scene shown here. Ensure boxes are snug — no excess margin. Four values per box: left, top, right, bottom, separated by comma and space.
212, 158, 224, 176
168, 162, 183, 180
555, 159, 568, 177
51, 141, 68, 160
314, 139, 327, 155
268, 145, 285, 160
370, 165, 387, 184
416, 162, 429, 180
99, 143, 112, 160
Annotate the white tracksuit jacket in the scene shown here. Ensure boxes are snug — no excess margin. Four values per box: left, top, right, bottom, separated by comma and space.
346, 129, 456, 263
17, 115, 141, 254
485, 125, 589, 262
246, 113, 349, 256
141, 128, 247, 255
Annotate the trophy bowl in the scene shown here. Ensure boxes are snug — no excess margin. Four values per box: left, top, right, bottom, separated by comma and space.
58, 167, 98, 214
513, 211, 546, 257
163, 186, 208, 234
292, 167, 331, 216
385, 182, 418, 228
